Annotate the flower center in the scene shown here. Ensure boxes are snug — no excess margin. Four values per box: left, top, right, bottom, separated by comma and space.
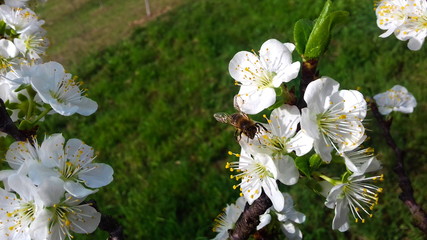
342, 175, 384, 223
262, 134, 289, 157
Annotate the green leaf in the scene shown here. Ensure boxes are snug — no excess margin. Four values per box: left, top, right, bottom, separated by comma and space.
309, 153, 323, 170
18, 120, 33, 130
0, 21, 6, 36
293, 18, 314, 56
295, 154, 311, 178
304, 0, 349, 59
14, 84, 30, 92
17, 93, 28, 102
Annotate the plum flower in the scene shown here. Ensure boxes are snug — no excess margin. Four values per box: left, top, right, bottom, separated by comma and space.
29, 61, 98, 116
394, 0, 427, 50
342, 148, 382, 176
275, 193, 306, 240
0, 175, 42, 240
240, 104, 313, 185
30, 177, 101, 240
212, 196, 270, 240
376, 0, 410, 38
229, 39, 300, 114
226, 148, 287, 211
300, 77, 367, 162
0, 5, 44, 34
373, 85, 417, 115
0, 39, 19, 74
324, 174, 384, 232
28, 133, 114, 198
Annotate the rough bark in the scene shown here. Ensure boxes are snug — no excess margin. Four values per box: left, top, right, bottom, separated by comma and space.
370, 100, 427, 234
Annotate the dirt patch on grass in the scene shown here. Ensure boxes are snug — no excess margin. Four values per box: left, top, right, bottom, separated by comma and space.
36, 0, 185, 68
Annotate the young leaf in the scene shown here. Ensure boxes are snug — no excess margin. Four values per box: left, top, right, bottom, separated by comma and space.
294, 18, 314, 56
304, 0, 349, 59
295, 154, 311, 178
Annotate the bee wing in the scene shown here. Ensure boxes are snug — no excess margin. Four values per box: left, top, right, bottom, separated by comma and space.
233, 95, 244, 112
214, 112, 231, 124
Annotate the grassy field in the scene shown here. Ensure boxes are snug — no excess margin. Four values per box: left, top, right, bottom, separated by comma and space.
4, 0, 427, 239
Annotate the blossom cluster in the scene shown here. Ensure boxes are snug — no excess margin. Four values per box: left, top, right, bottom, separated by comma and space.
0, 134, 113, 239
0, 1, 113, 239
376, 0, 427, 50
213, 39, 386, 239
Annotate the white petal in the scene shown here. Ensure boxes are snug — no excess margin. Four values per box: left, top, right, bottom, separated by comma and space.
39, 133, 65, 168
237, 87, 276, 114
275, 155, 299, 185
65, 138, 94, 165
263, 178, 284, 211
281, 221, 303, 240
333, 198, 350, 232
313, 136, 333, 163
270, 104, 300, 138
304, 77, 340, 113
27, 161, 59, 186
79, 163, 114, 188
257, 212, 271, 230
408, 37, 424, 51
64, 181, 97, 198
259, 39, 292, 73
325, 184, 344, 209
300, 108, 320, 139
0, 39, 18, 58
37, 177, 65, 206
75, 97, 98, 116
30, 209, 51, 240
229, 51, 261, 85
275, 61, 300, 84
7, 174, 35, 201
287, 130, 314, 156
69, 205, 101, 234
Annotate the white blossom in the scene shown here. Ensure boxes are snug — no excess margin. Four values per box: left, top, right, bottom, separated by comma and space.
29, 61, 98, 116
28, 133, 114, 198
227, 148, 286, 211
342, 148, 382, 176
324, 174, 384, 232
301, 77, 367, 162
240, 104, 313, 185
373, 85, 417, 115
229, 39, 300, 114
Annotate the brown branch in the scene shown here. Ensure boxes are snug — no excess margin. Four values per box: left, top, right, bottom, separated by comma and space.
370, 100, 427, 234
88, 200, 125, 240
0, 98, 29, 141
297, 58, 319, 109
229, 192, 272, 240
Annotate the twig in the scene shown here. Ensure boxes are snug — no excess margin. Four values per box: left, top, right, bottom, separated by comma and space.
297, 58, 319, 109
370, 100, 427, 234
229, 192, 272, 240
0, 98, 28, 141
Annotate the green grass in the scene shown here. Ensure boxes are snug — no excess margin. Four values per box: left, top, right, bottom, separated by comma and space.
3, 0, 427, 239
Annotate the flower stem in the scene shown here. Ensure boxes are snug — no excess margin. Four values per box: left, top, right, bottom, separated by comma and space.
313, 171, 340, 185
31, 107, 51, 125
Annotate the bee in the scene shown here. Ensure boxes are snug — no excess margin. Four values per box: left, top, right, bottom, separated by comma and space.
214, 96, 267, 140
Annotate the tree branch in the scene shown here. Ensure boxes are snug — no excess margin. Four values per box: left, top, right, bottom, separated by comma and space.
0, 98, 29, 141
229, 192, 272, 240
370, 100, 427, 234
297, 58, 319, 109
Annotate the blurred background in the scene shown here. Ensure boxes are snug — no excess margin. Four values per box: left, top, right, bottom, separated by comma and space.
15, 0, 427, 239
